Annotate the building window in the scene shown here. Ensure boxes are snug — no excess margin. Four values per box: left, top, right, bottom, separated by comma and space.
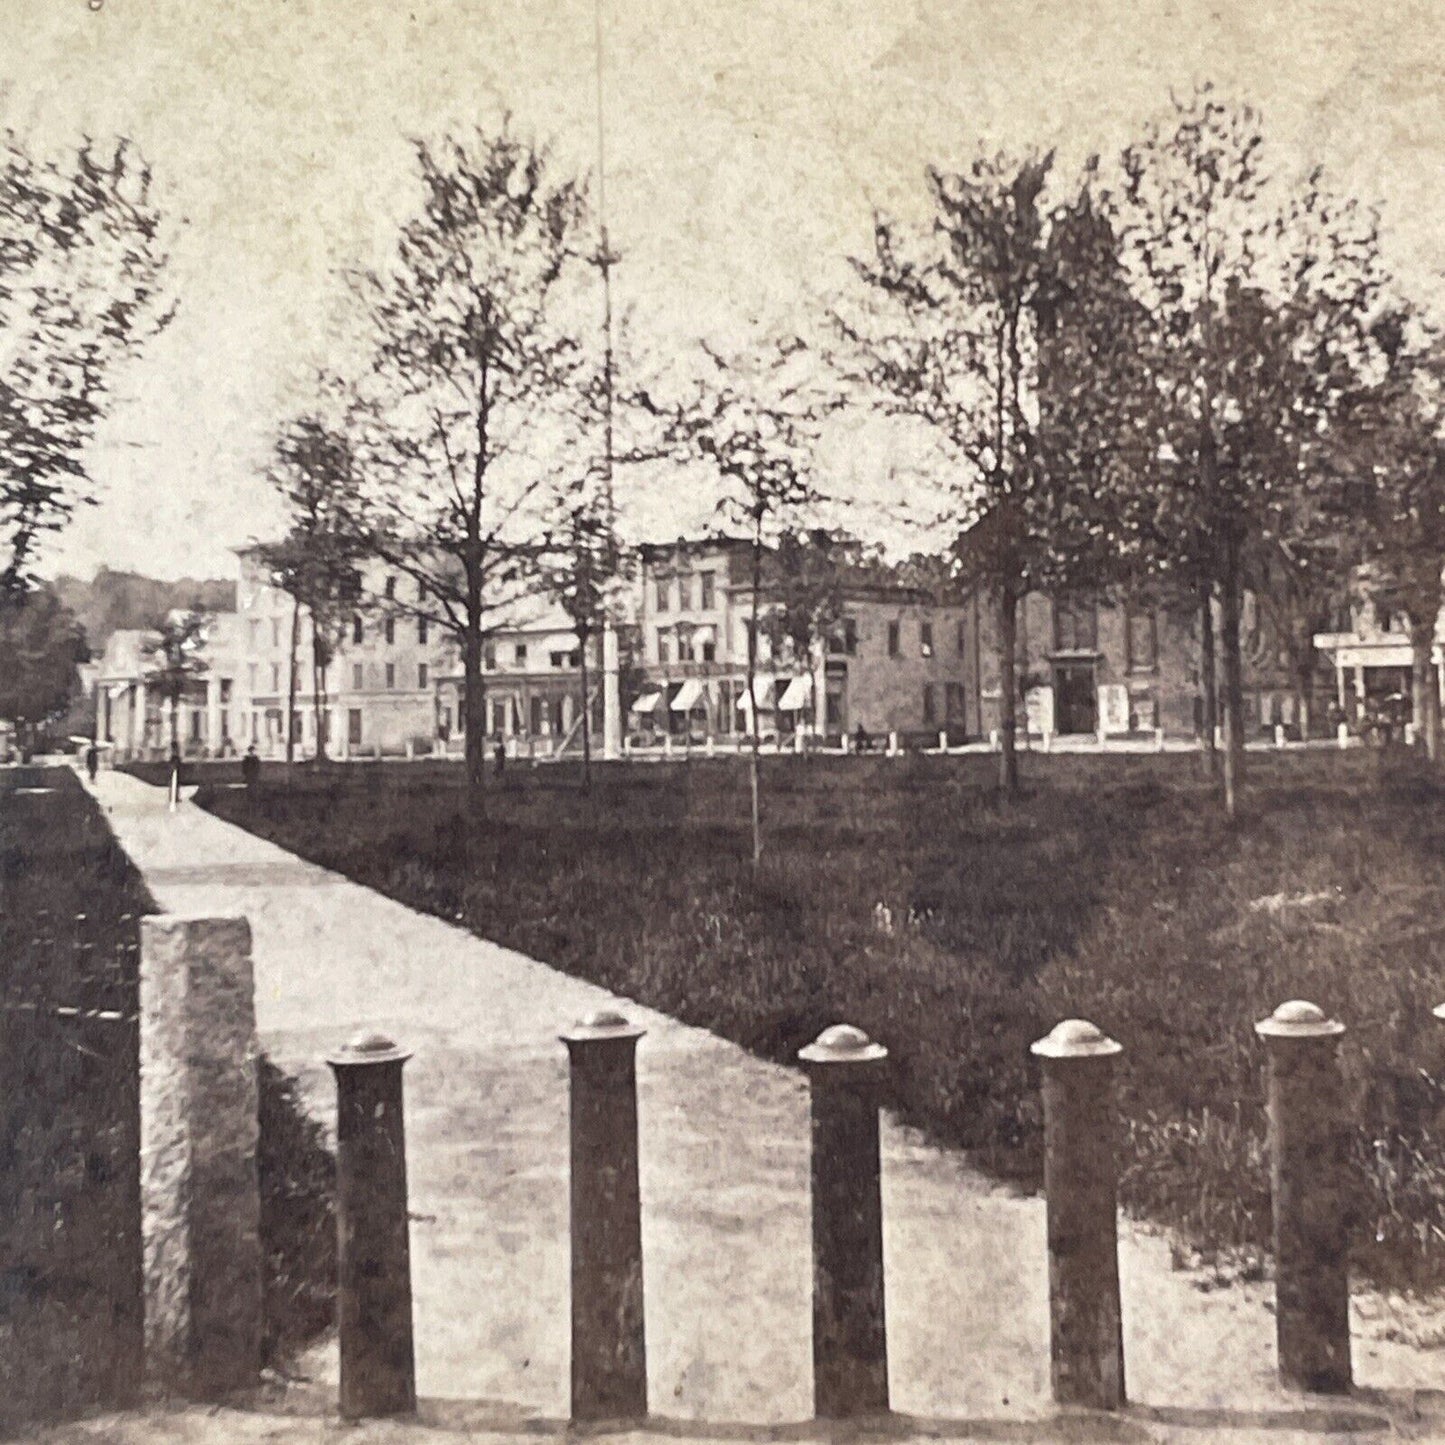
384, 617, 395, 645
491, 700, 508, 734
418, 663, 429, 689
271, 619, 281, 647
921, 620, 934, 657
417, 616, 428, 645
700, 572, 715, 610
1126, 607, 1158, 672
550, 650, 569, 668
352, 663, 364, 690
701, 640, 716, 663
384, 576, 395, 600
888, 620, 901, 658
352, 615, 364, 645
946, 681, 965, 721
484, 642, 496, 670
385, 663, 395, 689
655, 577, 670, 613
530, 696, 545, 734
923, 683, 936, 724
270, 663, 280, 691
678, 631, 695, 663
249, 619, 260, 646
348, 709, 363, 746
657, 629, 671, 665
514, 643, 527, 667
1054, 597, 1098, 652
678, 574, 692, 610
957, 619, 967, 656
248, 663, 257, 691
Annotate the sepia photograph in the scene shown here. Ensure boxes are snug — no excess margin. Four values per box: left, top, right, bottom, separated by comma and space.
4, 1, 1445, 1440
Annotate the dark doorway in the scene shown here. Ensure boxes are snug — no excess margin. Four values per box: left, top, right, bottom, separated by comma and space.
1054, 662, 1097, 735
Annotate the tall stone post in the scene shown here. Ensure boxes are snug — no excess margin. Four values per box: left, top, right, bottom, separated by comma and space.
602, 624, 622, 761
139, 915, 261, 1398
1255, 1000, 1352, 1393
328, 1033, 417, 1420
800, 1024, 889, 1419
1031, 1019, 1125, 1410
561, 1010, 647, 1422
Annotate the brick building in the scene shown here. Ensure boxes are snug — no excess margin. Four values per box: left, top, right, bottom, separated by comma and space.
632, 539, 977, 744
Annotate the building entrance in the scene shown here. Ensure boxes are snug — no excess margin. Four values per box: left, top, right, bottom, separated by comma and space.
1053, 662, 1097, 735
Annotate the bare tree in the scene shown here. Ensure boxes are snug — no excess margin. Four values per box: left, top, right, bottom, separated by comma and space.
344, 124, 593, 810
646, 339, 828, 865
0, 134, 171, 593
257, 415, 366, 764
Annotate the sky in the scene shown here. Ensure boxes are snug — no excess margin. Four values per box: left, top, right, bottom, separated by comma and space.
5, 0, 1445, 581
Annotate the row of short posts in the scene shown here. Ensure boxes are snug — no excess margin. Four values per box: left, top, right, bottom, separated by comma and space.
322, 997, 1354, 1423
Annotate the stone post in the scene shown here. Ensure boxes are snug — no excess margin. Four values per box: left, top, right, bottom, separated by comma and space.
561, 1010, 647, 1422
1031, 1019, 1125, 1410
1337, 722, 1350, 749
139, 915, 261, 1398
1275, 722, 1286, 748
328, 1032, 417, 1420
1255, 1000, 1352, 1393
800, 1024, 889, 1419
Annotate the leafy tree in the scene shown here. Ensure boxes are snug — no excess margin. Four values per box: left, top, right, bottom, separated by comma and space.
257, 415, 366, 763
646, 340, 829, 864
0, 585, 87, 754
758, 527, 864, 732
835, 151, 1128, 792
1109, 87, 1386, 814
0, 134, 171, 593
142, 610, 209, 763
344, 124, 592, 809
1347, 328, 1445, 760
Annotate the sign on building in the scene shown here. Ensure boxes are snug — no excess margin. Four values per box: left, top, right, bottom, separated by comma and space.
1024, 684, 1054, 737
1098, 683, 1131, 736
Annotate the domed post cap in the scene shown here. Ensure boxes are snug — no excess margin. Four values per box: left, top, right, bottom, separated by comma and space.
1432, 1003, 1445, 1023
799, 1023, 888, 1066
326, 1030, 413, 1068
1031, 1018, 1122, 1060
560, 1007, 646, 1046
1254, 999, 1345, 1041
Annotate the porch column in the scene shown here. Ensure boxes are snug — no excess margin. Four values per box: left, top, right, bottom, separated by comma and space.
206, 679, 221, 757
1335, 659, 1346, 711
134, 681, 148, 755
1354, 665, 1366, 702
602, 624, 622, 761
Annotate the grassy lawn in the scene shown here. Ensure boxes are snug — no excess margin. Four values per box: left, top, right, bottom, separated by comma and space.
196, 748, 1445, 1294
1, 766, 333, 1426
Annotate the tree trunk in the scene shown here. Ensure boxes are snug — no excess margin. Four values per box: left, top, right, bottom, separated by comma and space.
1219, 538, 1246, 821
997, 584, 1020, 793
312, 635, 328, 763
748, 519, 763, 866
1199, 584, 1218, 774
285, 594, 300, 766
578, 628, 592, 795
463, 611, 487, 817
1412, 628, 1440, 764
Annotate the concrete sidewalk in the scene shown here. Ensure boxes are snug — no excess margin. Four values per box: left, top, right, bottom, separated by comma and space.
85, 768, 1445, 1438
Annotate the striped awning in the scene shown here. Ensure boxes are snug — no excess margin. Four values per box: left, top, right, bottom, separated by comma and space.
630, 691, 662, 714
671, 678, 705, 712
777, 675, 812, 711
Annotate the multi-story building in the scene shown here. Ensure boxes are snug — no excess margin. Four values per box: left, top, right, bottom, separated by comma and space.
974, 589, 1307, 740
632, 538, 978, 744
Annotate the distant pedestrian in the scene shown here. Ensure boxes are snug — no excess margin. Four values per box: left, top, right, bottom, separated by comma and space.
494, 740, 506, 776
84, 742, 99, 783
241, 744, 260, 789
854, 722, 870, 755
